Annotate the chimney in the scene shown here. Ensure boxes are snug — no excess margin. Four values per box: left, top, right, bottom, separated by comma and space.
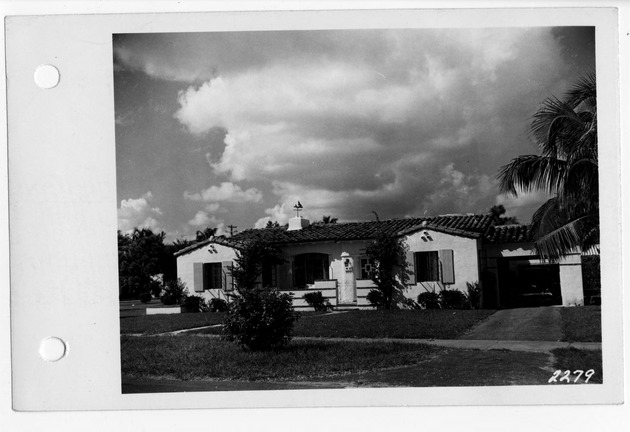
288, 216, 310, 231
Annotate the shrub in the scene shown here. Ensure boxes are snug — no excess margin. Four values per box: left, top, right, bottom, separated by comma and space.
223, 288, 300, 350
303, 291, 331, 312
183, 295, 207, 313
417, 291, 440, 309
440, 289, 469, 310
466, 281, 482, 309
138, 292, 152, 304
160, 278, 188, 306
366, 289, 386, 309
148, 279, 163, 298
400, 297, 420, 310
209, 297, 228, 312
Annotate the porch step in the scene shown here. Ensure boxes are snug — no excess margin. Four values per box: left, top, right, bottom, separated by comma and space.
336, 303, 361, 311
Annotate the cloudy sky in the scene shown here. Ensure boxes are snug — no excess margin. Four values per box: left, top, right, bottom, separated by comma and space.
113, 27, 594, 240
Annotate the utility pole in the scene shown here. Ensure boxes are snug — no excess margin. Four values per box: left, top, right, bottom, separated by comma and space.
227, 224, 237, 236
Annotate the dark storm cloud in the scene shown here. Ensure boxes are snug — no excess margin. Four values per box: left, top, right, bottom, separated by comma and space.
114, 27, 595, 234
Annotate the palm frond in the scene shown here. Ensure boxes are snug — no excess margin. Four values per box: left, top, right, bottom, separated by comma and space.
565, 71, 596, 109
530, 196, 565, 235
497, 155, 567, 195
532, 97, 593, 159
530, 198, 599, 261
534, 219, 584, 262
558, 158, 599, 216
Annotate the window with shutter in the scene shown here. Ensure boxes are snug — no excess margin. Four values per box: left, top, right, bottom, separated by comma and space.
202, 263, 222, 289
221, 261, 233, 291
415, 251, 440, 282
193, 263, 204, 292
406, 249, 416, 285
439, 249, 455, 284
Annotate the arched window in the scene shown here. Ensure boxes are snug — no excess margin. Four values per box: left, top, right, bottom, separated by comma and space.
293, 253, 329, 287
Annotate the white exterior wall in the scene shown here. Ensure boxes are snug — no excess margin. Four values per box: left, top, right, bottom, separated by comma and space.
175, 233, 484, 308
176, 243, 237, 303
405, 230, 481, 299
558, 254, 585, 306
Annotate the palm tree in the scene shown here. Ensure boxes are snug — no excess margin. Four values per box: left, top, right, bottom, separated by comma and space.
321, 215, 338, 224
498, 73, 598, 261
195, 227, 217, 241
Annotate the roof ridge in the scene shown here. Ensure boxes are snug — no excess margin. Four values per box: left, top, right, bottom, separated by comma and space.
175, 213, 495, 256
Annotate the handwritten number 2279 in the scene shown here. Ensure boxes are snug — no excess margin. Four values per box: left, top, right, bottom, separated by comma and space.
549, 369, 595, 384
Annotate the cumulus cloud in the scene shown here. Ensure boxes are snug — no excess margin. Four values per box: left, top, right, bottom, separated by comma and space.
183, 182, 262, 203
496, 190, 552, 223
188, 210, 212, 227
118, 192, 164, 232
254, 208, 285, 229
113, 28, 592, 231
423, 164, 495, 214
171, 27, 575, 225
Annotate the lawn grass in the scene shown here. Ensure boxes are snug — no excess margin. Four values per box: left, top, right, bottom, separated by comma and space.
120, 335, 445, 381
120, 312, 226, 335
560, 306, 601, 342
552, 348, 603, 384
194, 309, 496, 339
341, 349, 555, 387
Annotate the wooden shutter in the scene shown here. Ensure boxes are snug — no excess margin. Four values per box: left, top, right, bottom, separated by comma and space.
193, 262, 204, 292
439, 249, 455, 284
406, 250, 416, 285
222, 261, 233, 291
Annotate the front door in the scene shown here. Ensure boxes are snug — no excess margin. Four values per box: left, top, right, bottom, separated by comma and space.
339, 253, 356, 304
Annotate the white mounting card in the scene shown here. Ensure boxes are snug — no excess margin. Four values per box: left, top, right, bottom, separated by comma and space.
5, 8, 623, 411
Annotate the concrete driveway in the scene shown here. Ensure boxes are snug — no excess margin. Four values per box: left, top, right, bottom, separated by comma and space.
458, 307, 563, 341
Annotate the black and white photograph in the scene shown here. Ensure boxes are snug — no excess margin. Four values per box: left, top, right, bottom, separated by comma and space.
3, 4, 626, 428
114, 26, 605, 392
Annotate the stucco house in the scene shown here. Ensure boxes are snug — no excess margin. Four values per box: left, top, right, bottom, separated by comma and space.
175, 213, 594, 309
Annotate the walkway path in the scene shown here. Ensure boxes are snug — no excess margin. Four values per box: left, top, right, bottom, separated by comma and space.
287, 336, 600, 353
124, 331, 601, 353
459, 307, 563, 341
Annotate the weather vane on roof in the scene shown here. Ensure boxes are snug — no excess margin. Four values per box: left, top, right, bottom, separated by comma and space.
293, 201, 303, 217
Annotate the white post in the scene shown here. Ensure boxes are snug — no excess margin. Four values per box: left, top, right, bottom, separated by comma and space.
339, 252, 356, 304
559, 254, 584, 306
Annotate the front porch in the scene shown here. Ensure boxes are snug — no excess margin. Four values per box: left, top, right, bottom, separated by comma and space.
277, 278, 378, 310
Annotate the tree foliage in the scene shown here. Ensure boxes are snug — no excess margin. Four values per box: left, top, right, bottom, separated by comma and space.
489, 205, 519, 226
118, 228, 202, 299
118, 228, 167, 299
230, 238, 285, 292
365, 230, 410, 309
498, 72, 598, 261
195, 227, 217, 241
162, 238, 197, 282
